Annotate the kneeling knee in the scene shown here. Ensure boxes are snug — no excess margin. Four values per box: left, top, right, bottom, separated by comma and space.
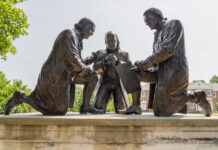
154, 109, 172, 117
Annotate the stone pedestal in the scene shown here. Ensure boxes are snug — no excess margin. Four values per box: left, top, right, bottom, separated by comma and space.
0, 113, 218, 150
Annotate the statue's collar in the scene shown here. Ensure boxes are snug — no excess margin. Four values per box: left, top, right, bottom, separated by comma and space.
74, 28, 83, 41
106, 48, 119, 54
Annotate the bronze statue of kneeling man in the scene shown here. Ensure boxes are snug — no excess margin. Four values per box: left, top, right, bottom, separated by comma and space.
83, 31, 133, 113
127, 8, 212, 117
5, 18, 103, 115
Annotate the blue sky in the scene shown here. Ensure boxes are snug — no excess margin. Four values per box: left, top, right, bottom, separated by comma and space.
1, 0, 218, 89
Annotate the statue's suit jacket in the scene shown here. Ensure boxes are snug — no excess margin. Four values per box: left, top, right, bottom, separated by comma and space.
31, 29, 86, 114
144, 20, 189, 115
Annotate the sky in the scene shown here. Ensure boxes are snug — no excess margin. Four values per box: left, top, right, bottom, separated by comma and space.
1, 0, 218, 89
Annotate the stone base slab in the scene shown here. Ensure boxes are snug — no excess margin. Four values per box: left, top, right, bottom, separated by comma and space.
0, 113, 218, 150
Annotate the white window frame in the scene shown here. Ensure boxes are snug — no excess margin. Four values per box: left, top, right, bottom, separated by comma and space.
141, 91, 145, 97
214, 92, 216, 98
197, 106, 202, 111
142, 103, 147, 110
208, 90, 212, 96
207, 98, 213, 111
190, 103, 195, 109
140, 101, 147, 110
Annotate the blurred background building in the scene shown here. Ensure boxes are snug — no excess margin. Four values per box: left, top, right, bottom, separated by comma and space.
140, 81, 218, 113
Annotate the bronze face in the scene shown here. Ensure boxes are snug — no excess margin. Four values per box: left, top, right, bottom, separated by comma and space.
105, 33, 117, 50
83, 24, 95, 39
144, 14, 159, 30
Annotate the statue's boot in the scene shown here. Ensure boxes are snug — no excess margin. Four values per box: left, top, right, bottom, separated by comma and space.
123, 90, 142, 115
80, 75, 104, 114
80, 104, 104, 114
4, 90, 24, 115
188, 91, 212, 117
116, 109, 127, 114
123, 105, 142, 115
195, 91, 212, 117
178, 104, 187, 114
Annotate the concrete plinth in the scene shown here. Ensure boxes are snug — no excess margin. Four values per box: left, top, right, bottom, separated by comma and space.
0, 113, 218, 150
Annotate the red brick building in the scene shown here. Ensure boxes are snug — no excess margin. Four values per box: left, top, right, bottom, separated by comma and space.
140, 81, 218, 113
140, 84, 150, 111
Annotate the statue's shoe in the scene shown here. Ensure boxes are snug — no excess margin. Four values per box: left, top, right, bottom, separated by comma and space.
123, 105, 142, 115
195, 91, 212, 117
4, 90, 24, 115
80, 104, 104, 114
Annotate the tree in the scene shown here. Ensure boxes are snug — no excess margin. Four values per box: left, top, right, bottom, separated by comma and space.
2, 0, 26, 4
0, 71, 32, 114
193, 80, 205, 83
10, 0, 26, 4
0, 0, 29, 60
210, 75, 218, 83
68, 86, 84, 112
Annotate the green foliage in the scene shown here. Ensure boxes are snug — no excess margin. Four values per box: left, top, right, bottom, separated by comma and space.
193, 80, 205, 83
0, 71, 32, 114
0, 0, 29, 60
210, 75, 218, 83
128, 94, 133, 105
106, 96, 115, 112
68, 86, 84, 112
2, 0, 26, 4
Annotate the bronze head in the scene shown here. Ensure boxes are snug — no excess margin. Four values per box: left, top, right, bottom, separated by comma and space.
74, 18, 95, 39
143, 8, 167, 30
105, 31, 120, 51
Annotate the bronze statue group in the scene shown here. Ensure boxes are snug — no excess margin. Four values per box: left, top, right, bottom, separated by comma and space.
5, 8, 212, 117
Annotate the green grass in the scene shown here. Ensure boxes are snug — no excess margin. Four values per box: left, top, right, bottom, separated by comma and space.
212, 113, 218, 116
